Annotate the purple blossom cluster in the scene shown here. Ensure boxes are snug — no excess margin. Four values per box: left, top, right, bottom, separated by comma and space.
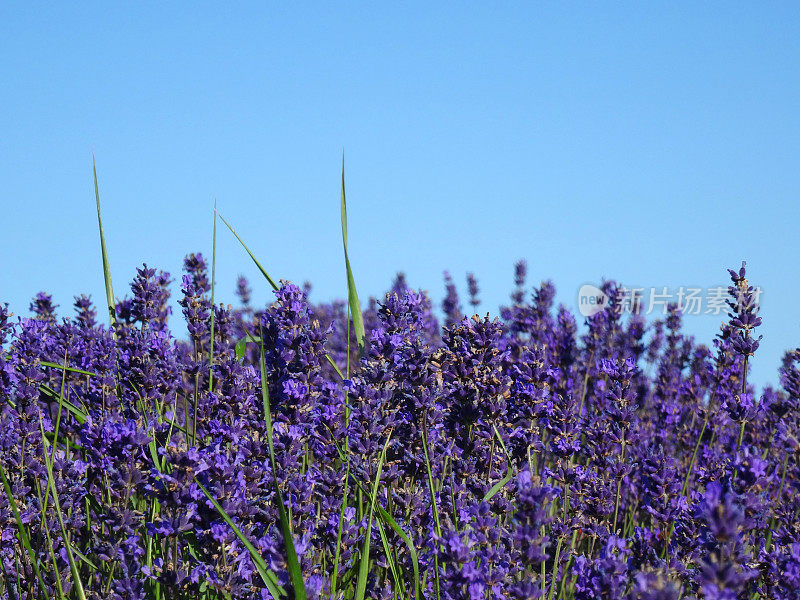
1, 257, 799, 600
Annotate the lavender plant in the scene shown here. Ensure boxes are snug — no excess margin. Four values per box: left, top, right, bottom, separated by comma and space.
0, 171, 798, 599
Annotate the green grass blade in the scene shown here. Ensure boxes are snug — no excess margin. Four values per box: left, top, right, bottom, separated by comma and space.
209, 199, 217, 392
38, 384, 86, 425
70, 545, 99, 572
258, 333, 307, 599
376, 517, 402, 595
330, 462, 350, 597
482, 469, 513, 502
92, 152, 116, 334
234, 334, 262, 361
50, 351, 69, 465
216, 211, 279, 291
420, 413, 442, 600
375, 504, 420, 600
195, 479, 284, 598
340, 156, 366, 355
330, 299, 351, 594
39, 508, 65, 599
219, 213, 347, 378
39, 361, 97, 377
148, 436, 162, 472
483, 424, 513, 502
323, 437, 416, 588
39, 417, 87, 600
0, 464, 50, 594
235, 337, 248, 361
420, 414, 442, 537
41, 351, 70, 519
325, 353, 345, 380
354, 432, 392, 600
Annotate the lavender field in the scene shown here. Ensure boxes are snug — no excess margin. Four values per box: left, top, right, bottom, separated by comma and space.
1, 172, 798, 600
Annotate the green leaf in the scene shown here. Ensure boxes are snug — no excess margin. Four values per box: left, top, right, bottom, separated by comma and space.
234, 334, 261, 361
376, 517, 402, 594
218, 203, 349, 378
71, 545, 99, 572
420, 414, 442, 536
93, 152, 116, 334
375, 504, 421, 600
39, 361, 98, 377
420, 413, 442, 600
483, 424, 514, 502
209, 198, 218, 392
195, 479, 284, 598
216, 211, 279, 291
235, 338, 247, 361
39, 384, 87, 425
41, 351, 71, 520
325, 353, 345, 380
330, 462, 350, 597
0, 463, 50, 594
259, 334, 307, 599
340, 157, 366, 355
39, 417, 88, 600
148, 437, 162, 472
354, 432, 392, 600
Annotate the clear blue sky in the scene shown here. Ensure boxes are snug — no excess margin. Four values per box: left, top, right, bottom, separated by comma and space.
2, 3, 798, 388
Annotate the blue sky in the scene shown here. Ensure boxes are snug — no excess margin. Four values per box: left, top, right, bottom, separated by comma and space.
1, 3, 798, 387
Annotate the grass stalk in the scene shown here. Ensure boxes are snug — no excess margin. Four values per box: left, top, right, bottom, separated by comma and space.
92, 152, 116, 335
354, 433, 393, 600
38, 416, 87, 600
0, 463, 49, 594
259, 331, 307, 599
340, 155, 366, 355
209, 198, 217, 392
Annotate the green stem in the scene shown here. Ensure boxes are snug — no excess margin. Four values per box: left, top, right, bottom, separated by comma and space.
765, 453, 790, 552
208, 199, 217, 392
612, 431, 626, 534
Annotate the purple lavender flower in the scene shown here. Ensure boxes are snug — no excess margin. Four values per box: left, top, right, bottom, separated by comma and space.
466, 272, 480, 310
0, 257, 796, 600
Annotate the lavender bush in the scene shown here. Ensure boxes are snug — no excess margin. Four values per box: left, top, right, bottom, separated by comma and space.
1, 177, 798, 599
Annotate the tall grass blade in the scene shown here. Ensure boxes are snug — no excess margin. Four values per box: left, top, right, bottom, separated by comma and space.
195, 479, 284, 598
39, 362, 97, 377
208, 198, 217, 392
331, 291, 353, 595
234, 333, 261, 361
220, 216, 346, 392
325, 353, 345, 380
420, 413, 442, 600
330, 462, 350, 596
325, 425, 420, 599
41, 351, 70, 519
483, 424, 513, 502
375, 504, 421, 600
92, 152, 116, 334
0, 464, 49, 593
50, 351, 69, 465
354, 432, 392, 600
259, 334, 307, 600
39, 417, 88, 600
340, 156, 366, 355
216, 211, 279, 291
376, 517, 402, 595
38, 384, 86, 425
420, 414, 442, 536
